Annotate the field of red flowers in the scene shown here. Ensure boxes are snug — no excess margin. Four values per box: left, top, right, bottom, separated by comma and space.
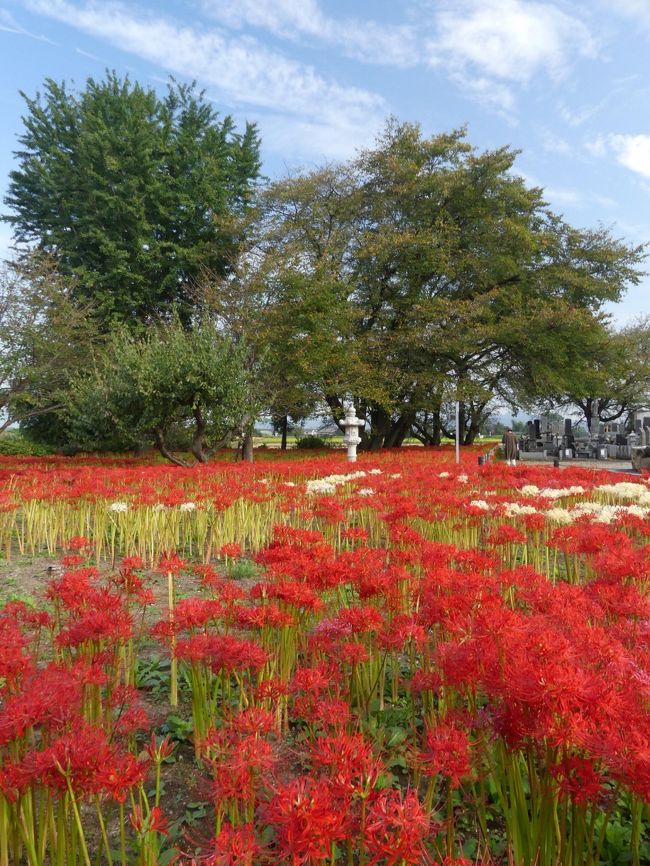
0, 447, 648, 866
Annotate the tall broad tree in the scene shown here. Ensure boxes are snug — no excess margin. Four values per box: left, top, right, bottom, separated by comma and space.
3, 73, 260, 329
253, 122, 645, 447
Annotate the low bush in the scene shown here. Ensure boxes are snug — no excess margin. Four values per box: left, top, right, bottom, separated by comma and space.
295, 434, 331, 449
0, 430, 54, 456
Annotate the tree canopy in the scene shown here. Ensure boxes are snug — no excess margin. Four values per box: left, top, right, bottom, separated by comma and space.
239, 121, 645, 447
3, 73, 260, 329
65, 318, 252, 464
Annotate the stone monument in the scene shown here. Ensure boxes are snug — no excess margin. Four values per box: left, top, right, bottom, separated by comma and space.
342, 405, 364, 463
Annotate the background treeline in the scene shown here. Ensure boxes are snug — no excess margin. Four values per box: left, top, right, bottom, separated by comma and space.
1, 73, 648, 461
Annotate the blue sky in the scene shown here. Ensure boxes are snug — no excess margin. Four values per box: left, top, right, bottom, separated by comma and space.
1, 0, 649, 324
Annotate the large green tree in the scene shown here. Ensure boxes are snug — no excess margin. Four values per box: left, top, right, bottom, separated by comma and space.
251, 122, 645, 447
3, 73, 260, 328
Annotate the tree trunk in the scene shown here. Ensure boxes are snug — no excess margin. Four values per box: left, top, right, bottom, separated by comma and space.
384, 411, 415, 447
367, 406, 390, 451
280, 415, 288, 451
584, 397, 594, 434
464, 402, 488, 444
190, 407, 208, 463
411, 410, 442, 445
242, 430, 254, 462
153, 428, 191, 467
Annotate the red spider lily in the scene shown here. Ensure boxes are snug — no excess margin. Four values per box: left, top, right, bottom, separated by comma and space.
310, 732, 384, 799
341, 526, 368, 541
173, 597, 225, 630
24, 723, 143, 801
340, 641, 370, 666
312, 698, 352, 730
56, 593, 133, 649
175, 633, 268, 674
210, 733, 276, 807
130, 805, 170, 835
122, 555, 144, 571
0, 663, 83, 745
419, 721, 472, 788
264, 776, 349, 865
158, 552, 187, 575
47, 566, 100, 611
0, 614, 32, 692
235, 602, 294, 631
334, 605, 385, 634
486, 525, 526, 546
98, 751, 148, 802
252, 579, 324, 613
67, 535, 91, 551
550, 755, 603, 805
365, 788, 431, 866
289, 663, 337, 696
61, 554, 86, 568
379, 615, 427, 652
254, 677, 289, 702
145, 733, 176, 763
219, 543, 242, 558
229, 707, 276, 736
192, 822, 261, 865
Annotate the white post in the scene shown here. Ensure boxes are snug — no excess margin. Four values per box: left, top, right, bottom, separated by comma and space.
455, 400, 460, 464
342, 405, 364, 463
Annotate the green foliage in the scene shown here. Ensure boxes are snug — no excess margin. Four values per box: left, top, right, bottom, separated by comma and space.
65, 317, 253, 464
253, 120, 645, 447
295, 434, 330, 449
0, 430, 54, 456
4, 73, 260, 329
228, 558, 260, 580
136, 655, 172, 696
552, 316, 650, 430
0, 257, 99, 441
159, 714, 193, 745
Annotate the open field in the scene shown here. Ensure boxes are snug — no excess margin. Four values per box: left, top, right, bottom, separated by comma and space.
0, 447, 648, 866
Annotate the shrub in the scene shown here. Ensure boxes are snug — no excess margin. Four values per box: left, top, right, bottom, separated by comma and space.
295, 434, 330, 449
0, 430, 54, 456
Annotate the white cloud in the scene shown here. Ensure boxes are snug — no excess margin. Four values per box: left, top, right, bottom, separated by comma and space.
426, 0, 598, 111
260, 114, 379, 163
608, 134, 650, 178
21, 0, 386, 158
201, 0, 419, 67
587, 134, 650, 179
451, 74, 516, 116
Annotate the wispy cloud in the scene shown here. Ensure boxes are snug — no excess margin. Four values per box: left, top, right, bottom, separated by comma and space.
425, 0, 598, 113
21, 0, 387, 159
201, 0, 419, 67
0, 8, 58, 43
74, 46, 104, 62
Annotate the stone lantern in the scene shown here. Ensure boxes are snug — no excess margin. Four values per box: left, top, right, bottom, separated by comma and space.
342, 405, 364, 462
